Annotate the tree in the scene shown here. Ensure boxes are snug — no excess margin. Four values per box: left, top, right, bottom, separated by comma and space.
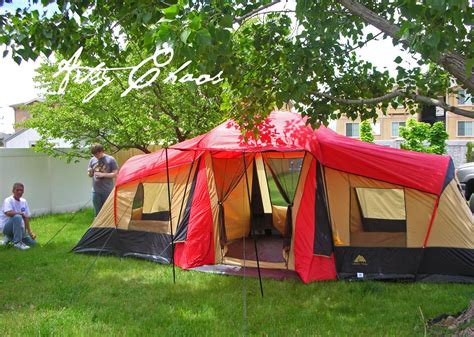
466, 142, 474, 163
399, 118, 448, 155
1, 0, 473, 128
22, 53, 224, 161
359, 120, 374, 143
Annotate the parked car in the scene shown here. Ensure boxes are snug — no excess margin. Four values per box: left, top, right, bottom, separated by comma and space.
456, 162, 474, 212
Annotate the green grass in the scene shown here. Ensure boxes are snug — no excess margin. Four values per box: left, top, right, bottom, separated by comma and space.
267, 171, 300, 206
0, 209, 472, 336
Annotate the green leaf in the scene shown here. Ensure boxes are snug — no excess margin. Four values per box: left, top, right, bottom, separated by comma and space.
143, 12, 152, 24
157, 26, 171, 43
180, 29, 192, 44
143, 30, 154, 47
42, 30, 52, 39
163, 4, 179, 19
219, 15, 233, 28
425, 31, 440, 48
394, 56, 403, 64
189, 15, 201, 31
196, 28, 212, 46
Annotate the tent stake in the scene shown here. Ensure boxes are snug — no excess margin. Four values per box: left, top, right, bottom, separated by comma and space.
166, 148, 176, 284
243, 153, 264, 298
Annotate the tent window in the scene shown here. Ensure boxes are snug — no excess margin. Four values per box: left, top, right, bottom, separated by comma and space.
131, 182, 173, 221
264, 156, 303, 240
356, 188, 406, 232
265, 157, 303, 207
350, 188, 407, 247
131, 183, 145, 220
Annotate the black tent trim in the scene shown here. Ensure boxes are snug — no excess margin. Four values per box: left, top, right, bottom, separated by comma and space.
334, 246, 474, 283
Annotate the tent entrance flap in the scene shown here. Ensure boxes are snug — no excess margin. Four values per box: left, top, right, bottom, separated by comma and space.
220, 152, 305, 270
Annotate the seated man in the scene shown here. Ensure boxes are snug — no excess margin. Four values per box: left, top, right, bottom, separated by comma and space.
0, 182, 36, 250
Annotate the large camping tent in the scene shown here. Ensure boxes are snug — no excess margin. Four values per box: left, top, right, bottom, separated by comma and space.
74, 111, 474, 283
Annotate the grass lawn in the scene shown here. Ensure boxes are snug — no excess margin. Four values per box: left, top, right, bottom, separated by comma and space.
0, 209, 472, 336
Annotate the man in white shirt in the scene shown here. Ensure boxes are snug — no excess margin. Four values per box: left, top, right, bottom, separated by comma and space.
0, 183, 36, 250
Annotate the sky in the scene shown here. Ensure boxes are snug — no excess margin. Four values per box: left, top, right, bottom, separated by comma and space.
0, 0, 57, 133
0, 2, 415, 134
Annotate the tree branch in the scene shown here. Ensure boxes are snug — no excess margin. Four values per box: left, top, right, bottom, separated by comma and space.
408, 93, 474, 119
234, 0, 282, 24
337, 0, 474, 92
313, 90, 403, 105
149, 82, 185, 141
346, 31, 383, 53
312, 89, 474, 118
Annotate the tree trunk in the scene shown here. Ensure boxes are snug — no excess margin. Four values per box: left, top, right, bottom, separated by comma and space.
337, 0, 474, 92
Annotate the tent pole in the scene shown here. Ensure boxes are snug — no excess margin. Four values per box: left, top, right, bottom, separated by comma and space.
243, 153, 264, 298
165, 147, 176, 284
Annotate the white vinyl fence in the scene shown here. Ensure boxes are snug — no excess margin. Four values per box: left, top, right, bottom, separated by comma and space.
0, 148, 92, 216
375, 139, 469, 167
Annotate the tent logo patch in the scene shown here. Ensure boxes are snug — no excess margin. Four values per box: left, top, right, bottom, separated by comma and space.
353, 255, 367, 265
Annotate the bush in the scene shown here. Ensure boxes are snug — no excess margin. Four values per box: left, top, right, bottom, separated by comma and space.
399, 118, 448, 155
466, 142, 474, 162
360, 120, 374, 143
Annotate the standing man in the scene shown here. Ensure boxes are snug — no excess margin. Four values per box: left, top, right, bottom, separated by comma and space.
0, 182, 36, 250
88, 144, 119, 216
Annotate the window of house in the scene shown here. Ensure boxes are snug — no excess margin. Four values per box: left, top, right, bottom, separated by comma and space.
345, 123, 359, 137
458, 121, 474, 137
457, 89, 473, 105
391, 121, 406, 137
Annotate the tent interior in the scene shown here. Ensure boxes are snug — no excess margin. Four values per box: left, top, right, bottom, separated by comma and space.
126, 151, 307, 270
215, 151, 305, 270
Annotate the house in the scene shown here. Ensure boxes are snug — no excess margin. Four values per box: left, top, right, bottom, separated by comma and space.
10, 98, 39, 132
0, 132, 11, 147
3, 98, 71, 149
334, 89, 474, 166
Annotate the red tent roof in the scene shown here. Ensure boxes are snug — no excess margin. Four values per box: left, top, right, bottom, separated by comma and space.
172, 111, 315, 152
118, 111, 452, 195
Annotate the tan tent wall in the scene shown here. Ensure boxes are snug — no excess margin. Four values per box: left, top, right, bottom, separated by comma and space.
115, 162, 197, 233
349, 186, 364, 234
428, 180, 474, 248
90, 187, 116, 228
204, 152, 222, 264
272, 205, 287, 235
115, 182, 137, 230
324, 167, 437, 248
222, 256, 287, 269
405, 188, 437, 246
324, 167, 350, 245
255, 154, 272, 215
223, 163, 253, 241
